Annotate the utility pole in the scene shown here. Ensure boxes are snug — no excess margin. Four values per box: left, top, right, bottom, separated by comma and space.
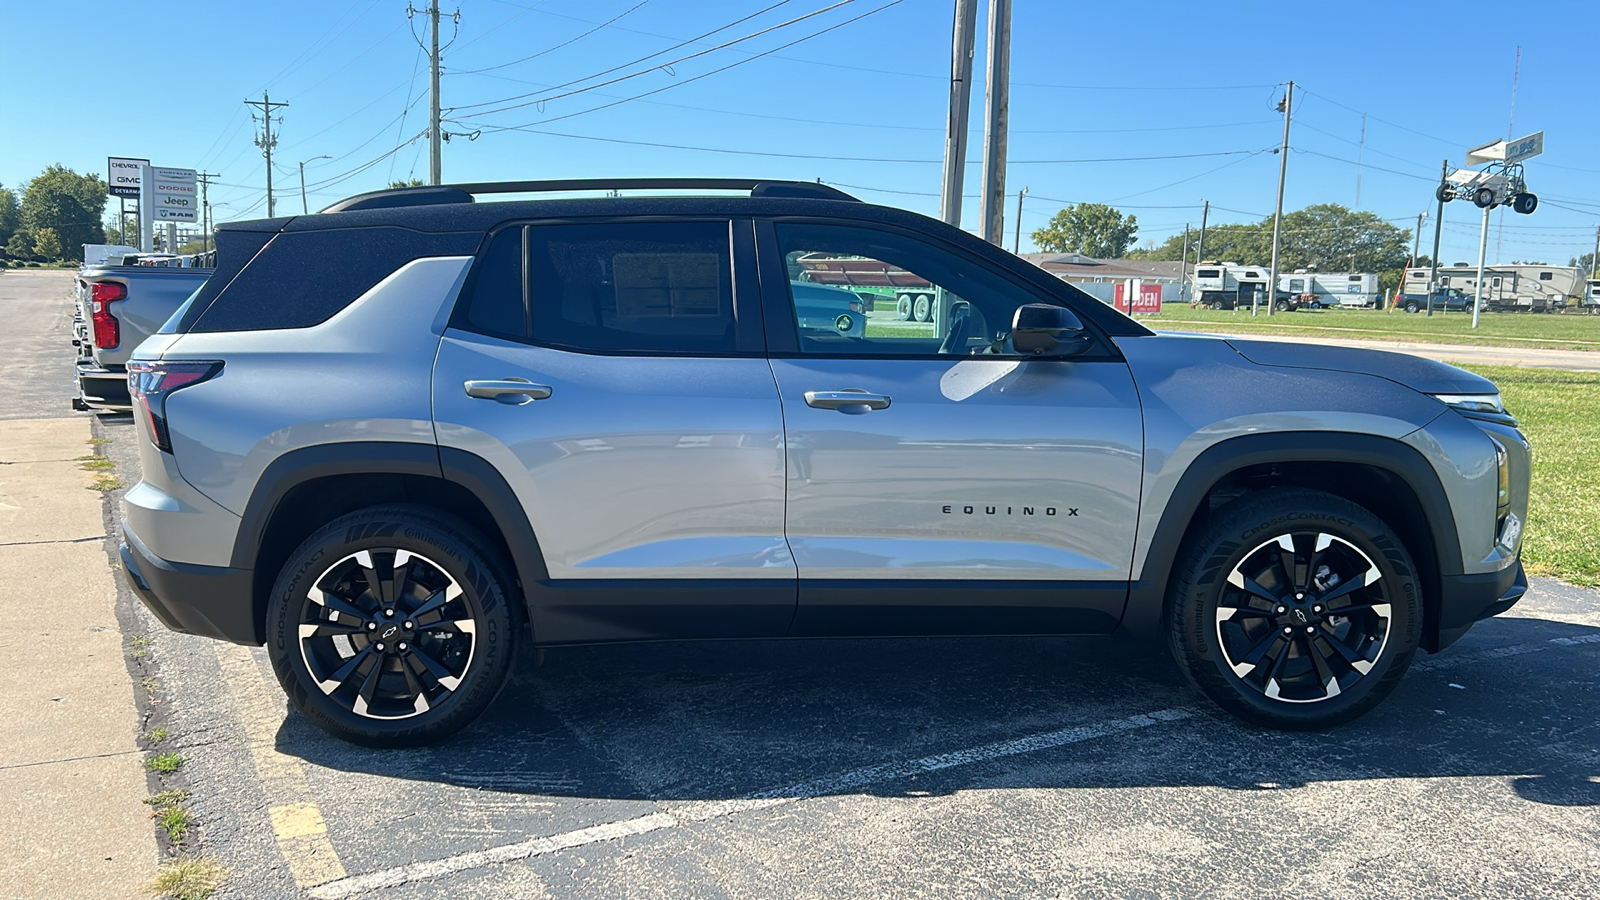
428, 0, 443, 185
1355, 112, 1366, 208
1427, 158, 1447, 316
1180, 224, 1191, 303
245, 92, 289, 217
1590, 225, 1598, 280
939, 0, 977, 228
978, 0, 1011, 245
1012, 186, 1028, 253
196, 172, 220, 255
1264, 81, 1294, 318
1195, 200, 1209, 268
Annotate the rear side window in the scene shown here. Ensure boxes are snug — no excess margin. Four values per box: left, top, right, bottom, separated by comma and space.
188, 227, 465, 333
452, 221, 745, 354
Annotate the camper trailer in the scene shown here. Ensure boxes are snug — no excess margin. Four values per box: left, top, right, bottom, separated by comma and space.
1278, 271, 1381, 309
1401, 265, 1581, 312
1191, 263, 1299, 311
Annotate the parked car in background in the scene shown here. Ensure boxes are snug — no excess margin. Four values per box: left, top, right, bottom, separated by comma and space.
791, 280, 867, 338
72, 261, 212, 411
1396, 287, 1475, 314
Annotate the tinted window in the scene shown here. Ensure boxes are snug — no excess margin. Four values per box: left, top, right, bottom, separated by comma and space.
1197, 268, 1220, 278
463, 228, 524, 338
1540, 272, 1553, 280
165, 228, 272, 333
525, 221, 738, 354
190, 227, 468, 333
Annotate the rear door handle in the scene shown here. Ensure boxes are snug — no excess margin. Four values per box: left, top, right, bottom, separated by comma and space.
464, 378, 553, 404
803, 389, 890, 413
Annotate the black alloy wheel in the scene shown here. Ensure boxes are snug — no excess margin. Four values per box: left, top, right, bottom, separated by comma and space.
266, 505, 516, 746
1168, 489, 1420, 729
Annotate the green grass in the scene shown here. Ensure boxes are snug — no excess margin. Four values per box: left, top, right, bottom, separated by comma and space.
144, 728, 171, 745
1143, 306, 1600, 352
147, 857, 226, 900
145, 752, 185, 774
87, 473, 124, 492
1458, 365, 1600, 587
149, 804, 196, 844
78, 457, 115, 471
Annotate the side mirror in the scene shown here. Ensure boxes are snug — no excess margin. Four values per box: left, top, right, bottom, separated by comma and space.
1011, 303, 1093, 357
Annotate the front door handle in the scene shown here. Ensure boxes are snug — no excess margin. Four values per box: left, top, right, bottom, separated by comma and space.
464, 378, 553, 404
803, 389, 890, 413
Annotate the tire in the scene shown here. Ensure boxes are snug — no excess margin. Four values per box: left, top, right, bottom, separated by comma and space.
1405, 301, 1419, 314
1512, 192, 1538, 215
913, 294, 932, 322
1274, 300, 1290, 312
1473, 187, 1497, 209
265, 504, 518, 747
1435, 183, 1455, 204
896, 296, 913, 321
1167, 488, 1421, 730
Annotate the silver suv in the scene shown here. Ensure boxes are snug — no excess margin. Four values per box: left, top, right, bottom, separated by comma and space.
119, 179, 1529, 746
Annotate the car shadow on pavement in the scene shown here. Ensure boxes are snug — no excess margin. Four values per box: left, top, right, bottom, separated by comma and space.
278, 613, 1600, 808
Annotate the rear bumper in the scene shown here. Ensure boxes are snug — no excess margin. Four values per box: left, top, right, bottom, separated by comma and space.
75, 361, 131, 411
120, 521, 260, 645
1432, 559, 1528, 652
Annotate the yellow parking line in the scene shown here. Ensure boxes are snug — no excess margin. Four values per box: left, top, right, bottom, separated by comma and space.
215, 643, 348, 888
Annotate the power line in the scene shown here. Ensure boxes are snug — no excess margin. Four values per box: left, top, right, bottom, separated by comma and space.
450, 0, 831, 116
457, 0, 909, 132
261, 0, 383, 92
454, 0, 655, 74
487, 127, 1269, 165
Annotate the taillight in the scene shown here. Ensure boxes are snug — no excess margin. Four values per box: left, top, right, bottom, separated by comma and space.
91, 282, 127, 349
849, 299, 863, 313
128, 360, 224, 453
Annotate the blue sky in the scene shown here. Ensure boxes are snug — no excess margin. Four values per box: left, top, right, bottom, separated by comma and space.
4, 0, 1596, 263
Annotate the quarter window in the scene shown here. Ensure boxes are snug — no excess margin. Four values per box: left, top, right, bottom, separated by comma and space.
463, 228, 525, 338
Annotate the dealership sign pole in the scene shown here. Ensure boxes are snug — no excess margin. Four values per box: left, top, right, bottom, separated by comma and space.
137, 165, 199, 253
108, 157, 148, 248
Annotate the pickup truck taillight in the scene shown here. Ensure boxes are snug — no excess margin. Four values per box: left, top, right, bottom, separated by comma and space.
128, 360, 224, 453
90, 282, 127, 349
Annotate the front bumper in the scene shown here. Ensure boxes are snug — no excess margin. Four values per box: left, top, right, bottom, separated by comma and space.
1432, 559, 1528, 652
120, 521, 261, 645
75, 360, 131, 411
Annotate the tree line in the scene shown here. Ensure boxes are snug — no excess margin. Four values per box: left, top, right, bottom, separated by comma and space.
0, 165, 111, 264
1031, 201, 1423, 293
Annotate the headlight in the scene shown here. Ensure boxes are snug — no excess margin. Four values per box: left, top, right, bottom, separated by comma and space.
1431, 392, 1503, 415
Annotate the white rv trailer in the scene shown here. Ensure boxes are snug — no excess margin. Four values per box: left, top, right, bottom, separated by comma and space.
1190, 262, 1300, 310
1278, 271, 1381, 309
1401, 264, 1582, 312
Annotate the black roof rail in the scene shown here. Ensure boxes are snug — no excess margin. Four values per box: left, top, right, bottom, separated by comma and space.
321, 178, 858, 213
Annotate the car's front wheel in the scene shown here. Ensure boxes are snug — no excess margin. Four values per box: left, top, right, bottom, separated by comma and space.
266, 505, 517, 747
1167, 489, 1420, 730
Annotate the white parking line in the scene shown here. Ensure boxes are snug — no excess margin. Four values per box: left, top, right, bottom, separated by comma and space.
306, 707, 1194, 898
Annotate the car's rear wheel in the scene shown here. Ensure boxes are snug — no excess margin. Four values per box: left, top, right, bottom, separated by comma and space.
266, 505, 517, 747
1405, 301, 1420, 313
1167, 488, 1420, 730
1474, 187, 1497, 208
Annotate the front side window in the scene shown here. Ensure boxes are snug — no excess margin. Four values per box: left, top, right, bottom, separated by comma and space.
776, 222, 1077, 357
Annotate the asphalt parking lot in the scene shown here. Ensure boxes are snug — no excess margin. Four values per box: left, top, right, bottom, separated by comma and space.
7, 270, 1599, 898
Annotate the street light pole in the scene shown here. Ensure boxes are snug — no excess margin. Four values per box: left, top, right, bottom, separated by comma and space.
1265, 81, 1294, 318
1012, 186, 1028, 253
1472, 202, 1491, 329
299, 155, 332, 214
